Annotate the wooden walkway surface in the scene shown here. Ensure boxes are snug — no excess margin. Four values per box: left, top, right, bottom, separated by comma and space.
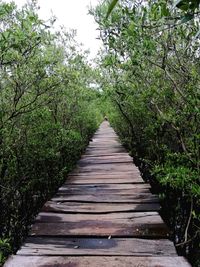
5, 121, 191, 266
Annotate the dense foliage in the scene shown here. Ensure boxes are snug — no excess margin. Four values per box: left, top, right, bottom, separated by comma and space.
92, 0, 200, 266
0, 2, 102, 264
1, 0, 200, 266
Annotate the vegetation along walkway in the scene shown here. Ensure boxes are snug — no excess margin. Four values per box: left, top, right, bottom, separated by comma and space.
4, 121, 191, 267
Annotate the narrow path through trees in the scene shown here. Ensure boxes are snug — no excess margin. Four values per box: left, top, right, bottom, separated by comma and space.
4, 121, 191, 267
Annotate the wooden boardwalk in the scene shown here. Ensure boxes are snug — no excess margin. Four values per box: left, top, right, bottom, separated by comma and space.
5, 121, 191, 266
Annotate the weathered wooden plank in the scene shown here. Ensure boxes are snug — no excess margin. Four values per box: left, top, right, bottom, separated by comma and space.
89, 142, 120, 146
51, 193, 159, 203
78, 158, 133, 165
67, 172, 144, 183
81, 153, 132, 158
75, 164, 137, 172
73, 169, 138, 175
70, 171, 140, 175
80, 158, 132, 163
35, 211, 162, 222
42, 201, 161, 213
87, 144, 123, 148
85, 148, 127, 154
81, 152, 131, 158
69, 172, 141, 177
81, 155, 129, 158
4, 121, 191, 267
30, 212, 168, 237
89, 138, 121, 141
71, 171, 141, 177
4, 256, 191, 267
87, 147, 125, 151
88, 142, 123, 146
17, 237, 176, 256
68, 179, 144, 184
57, 187, 150, 195
59, 183, 150, 190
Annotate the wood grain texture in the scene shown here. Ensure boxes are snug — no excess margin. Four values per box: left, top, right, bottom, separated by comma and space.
17, 237, 176, 256
4, 121, 191, 267
42, 201, 161, 213
56, 188, 151, 195
4, 256, 191, 267
51, 193, 159, 203
59, 183, 150, 190
57, 183, 151, 195
30, 212, 168, 237
29, 222, 168, 237
67, 178, 144, 184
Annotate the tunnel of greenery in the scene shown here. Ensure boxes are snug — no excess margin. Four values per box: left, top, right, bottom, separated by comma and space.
0, 0, 200, 266
91, 1, 200, 266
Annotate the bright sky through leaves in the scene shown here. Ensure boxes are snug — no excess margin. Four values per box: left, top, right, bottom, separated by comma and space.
5, 0, 102, 59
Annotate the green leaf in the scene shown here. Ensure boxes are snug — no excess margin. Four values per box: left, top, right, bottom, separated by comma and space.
175, 0, 200, 11
106, 0, 119, 19
174, 0, 189, 11
161, 3, 170, 17
181, 13, 194, 23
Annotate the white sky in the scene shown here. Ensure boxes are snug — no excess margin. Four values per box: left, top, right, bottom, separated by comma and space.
5, 0, 102, 59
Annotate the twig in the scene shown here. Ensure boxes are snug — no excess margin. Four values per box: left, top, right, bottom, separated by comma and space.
177, 197, 194, 247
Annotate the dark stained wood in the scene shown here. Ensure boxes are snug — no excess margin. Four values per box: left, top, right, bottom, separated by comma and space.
69, 171, 142, 176
38, 212, 166, 236
17, 237, 177, 256
57, 183, 151, 195
74, 164, 139, 173
78, 158, 133, 165
59, 183, 150, 190
30, 222, 168, 237
4, 121, 191, 267
35, 211, 163, 221
56, 187, 151, 195
80, 154, 132, 159
67, 178, 144, 184
81, 152, 130, 159
31, 211, 168, 237
42, 201, 161, 213
51, 193, 159, 203
85, 148, 127, 154
79, 160, 133, 165
68, 173, 143, 181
